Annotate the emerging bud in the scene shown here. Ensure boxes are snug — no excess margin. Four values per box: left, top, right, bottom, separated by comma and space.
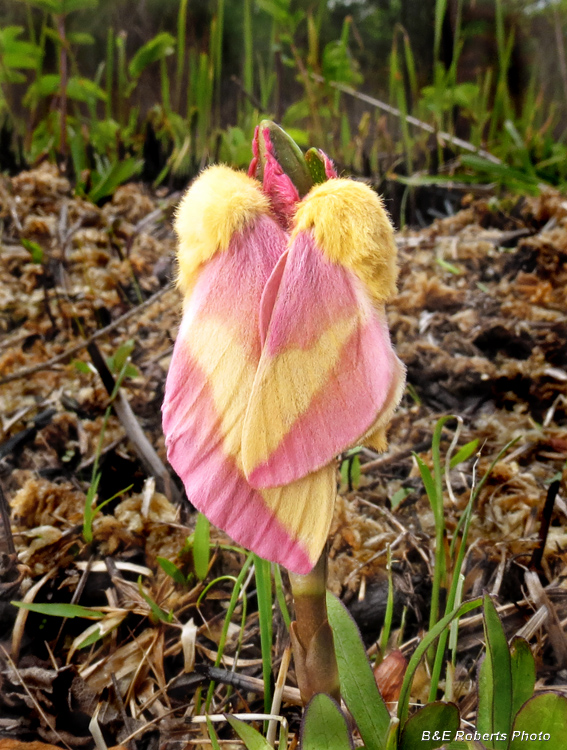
249, 120, 313, 228
305, 147, 338, 184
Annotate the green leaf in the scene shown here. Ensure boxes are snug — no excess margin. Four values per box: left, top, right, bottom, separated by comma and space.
20, 0, 60, 12
73, 359, 92, 375
157, 557, 186, 586
24, 73, 60, 106
137, 576, 172, 623
193, 512, 210, 581
21, 238, 43, 263
397, 598, 482, 726
225, 715, 272, 749
67, 76, 106, 103
509, 693, 567, 748
413, 454, 437, 514
350, 453, 361, 489
11, 602, 104, 619
255, 120, 312, 198
256, 0, 293, 25
510, 637, 536, 717
61, 0, 99, 13
205, 717, 222, 750
128, 32, 175, 80
399, 702, 460, 750
66, 32, 95, 45
460, 155, 541, 193
301, 694, 354, 750
477, 594, 512, 748
2, 42, 41, 69
305, 148, 328, 184
77, 625, 106, 649
450, 439, 480, 469
107, 339, 135, 373
88, 158, 143, 203
390, 487, 412, 509
436, 258, 462, 275
327, 592, 390, 750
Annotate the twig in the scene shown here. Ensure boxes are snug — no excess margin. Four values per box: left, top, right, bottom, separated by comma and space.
267, 645, 292, 746
87, 341, 181, 504
525, 571, 567, 668
0, 482, 15, 555
531, 479, 561, 574
360, 440, 432, 474
0, 284, 173, 386
310, 74, 502, 165
230, 75, 264, 111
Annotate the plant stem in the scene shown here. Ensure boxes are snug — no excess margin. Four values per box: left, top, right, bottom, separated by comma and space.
55, 13, 68, 164
288, 549, 340, 704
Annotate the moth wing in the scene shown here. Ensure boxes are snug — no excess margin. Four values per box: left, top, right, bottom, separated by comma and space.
242, 229, 405, 489
163, 204, 328, 571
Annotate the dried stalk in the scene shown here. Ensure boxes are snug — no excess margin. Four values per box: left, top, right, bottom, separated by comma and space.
87, 341, 181, 504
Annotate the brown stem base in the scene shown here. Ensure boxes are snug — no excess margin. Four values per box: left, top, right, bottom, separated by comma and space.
288, 550, 340, 704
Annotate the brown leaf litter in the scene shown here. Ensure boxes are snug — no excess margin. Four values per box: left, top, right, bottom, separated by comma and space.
1, 164, 566, 746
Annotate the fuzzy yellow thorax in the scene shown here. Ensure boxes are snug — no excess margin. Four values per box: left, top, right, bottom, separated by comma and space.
174, 165, 270, 295
292, 179, 398, 304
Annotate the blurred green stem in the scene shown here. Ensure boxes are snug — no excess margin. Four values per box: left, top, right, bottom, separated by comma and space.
55, 13, 68, 161
288, 549, 340, 704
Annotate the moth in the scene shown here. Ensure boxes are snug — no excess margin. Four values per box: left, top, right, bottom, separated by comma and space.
162, 158, 405, 575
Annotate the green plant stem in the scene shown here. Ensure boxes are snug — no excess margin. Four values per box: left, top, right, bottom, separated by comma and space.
290, 40, 325, 147
175, 0, 189, 114
105, 27, 114, 120
429, 436, 519, 701
427, 416, 452, 636
288, 549, 340, 704
254, 555, 273, 718
397, 597, 482, 728
242, 0, 253, 120
214, 0, 225, 127
55, 13, 68, 161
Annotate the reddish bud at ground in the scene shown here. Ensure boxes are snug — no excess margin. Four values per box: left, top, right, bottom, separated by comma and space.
373, 648, 408, 704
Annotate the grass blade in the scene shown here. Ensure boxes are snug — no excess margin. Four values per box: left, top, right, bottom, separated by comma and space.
327, 591, 390, 750
254, 554, 273, 715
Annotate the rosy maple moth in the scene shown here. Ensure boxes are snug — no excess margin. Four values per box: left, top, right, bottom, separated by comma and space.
162, 163, 405, 575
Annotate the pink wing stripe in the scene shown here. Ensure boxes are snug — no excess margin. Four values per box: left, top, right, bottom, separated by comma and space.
164, 346, 312, 573
248, 315, 400, 488
186, 215, 288, 359
248, 232, 403, 488
262, 232, 359, 353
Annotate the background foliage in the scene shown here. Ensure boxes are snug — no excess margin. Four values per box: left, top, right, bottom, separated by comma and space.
1, 0, 567, 220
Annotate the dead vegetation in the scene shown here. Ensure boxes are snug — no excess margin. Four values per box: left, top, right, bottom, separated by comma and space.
0, 164, 566, 747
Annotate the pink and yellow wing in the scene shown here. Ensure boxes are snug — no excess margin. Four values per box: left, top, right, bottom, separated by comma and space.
242, 178, 406, 489
162, 166, 334, 574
